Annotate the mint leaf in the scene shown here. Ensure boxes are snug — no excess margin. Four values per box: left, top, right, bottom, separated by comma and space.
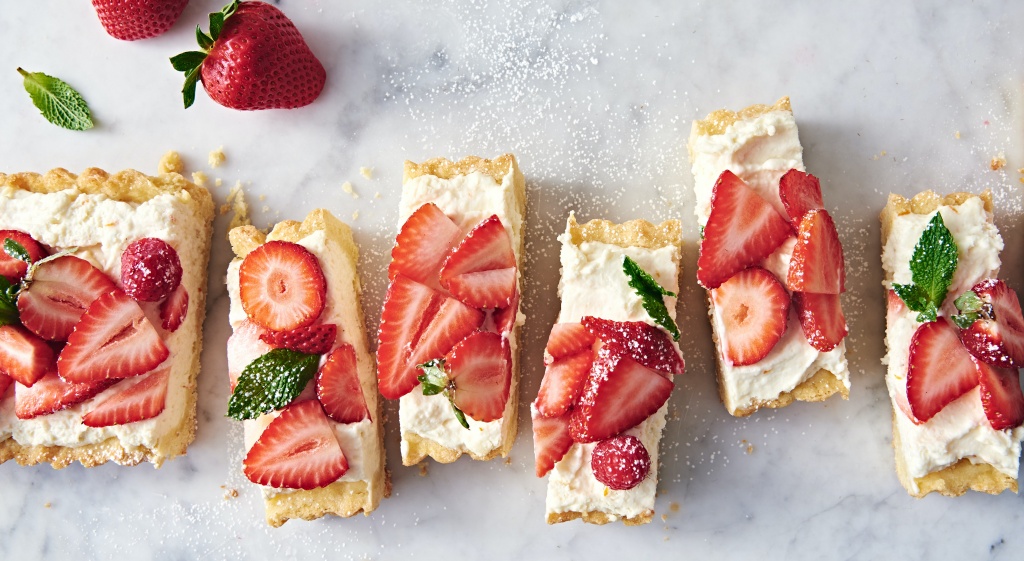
416, 359, 469, 429
952, 290, 992, 329
227, 349, 320, 420
891, 212, 958, 323
3, 239, 30, 264
0, 276, 19, 327
18, 68, 93, 131
623, 256, 680, 341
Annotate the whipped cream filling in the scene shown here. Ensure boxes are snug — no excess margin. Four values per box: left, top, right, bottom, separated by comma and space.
881, 197, 1023, 489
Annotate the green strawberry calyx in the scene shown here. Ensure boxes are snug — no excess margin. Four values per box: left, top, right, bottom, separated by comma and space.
169, 0, 240, 109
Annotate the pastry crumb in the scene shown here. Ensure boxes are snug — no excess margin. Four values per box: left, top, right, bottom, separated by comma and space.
990, 154, 1006, 171
262, 205, 270, 213
209, 146, 226, 168
215, 178, 223, 187
352, 210, 360, 221
359, 166, 374, 179
740, 439, 755, 454
222, 181, 251, 231
43, 502, 52, 508
669, 502, 680, 513
191, 171, 208, 187
258, 194, 266, 201
223, 488, 238, 500
158, 150, 184, 175
954, 130, 961, 140
342, 181, 360, 199
418, 462, 429, 477
374, 192, 382, 199
660, 513, 668, 522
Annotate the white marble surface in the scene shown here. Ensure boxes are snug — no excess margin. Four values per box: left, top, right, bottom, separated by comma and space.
2, 1, 1023, 559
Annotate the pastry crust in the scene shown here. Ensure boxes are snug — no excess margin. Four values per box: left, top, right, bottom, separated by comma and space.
689, 96, 791, 138
0, 167, 214, 468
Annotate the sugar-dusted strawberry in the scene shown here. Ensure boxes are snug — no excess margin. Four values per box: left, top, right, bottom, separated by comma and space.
444, 331, 511, 422
239, 240, 326, 332
376, 276, 444, 399
0, 230, 47, 284
159, 284, 189, 333
792, 292, 847, 352
580, 317, 684, 375
120, 238, 182, 302
778, 169, 824, 229
57, 290, 169, 383
172, 0, 326, 110
535, 349, 593, 418
974, 357, 1024, 430
957, 279, 1024, 368
388, 203, 462, 289
532, 407, 573, 477
0, 325, 55, 387
493, 289, 519, 335
788, 209, 845, 294
15, 371, 114, 420
569, 346, 673, 443
260, 323, 337, 355
906, 318, 979, 422
544, 322, 596, 363
227, 320, 271, 390
405, 297, 484, 385
243, 399, 348, 490
444, 268, 517, 309
316, 344, 369, 424
439, 215, 517, 307
82, 366, 170, 427
17, 255, 116, 341
91, 0, 188, 41
711, 267, 790, 366
697, 171, 791, 289
591, 434, 651, 491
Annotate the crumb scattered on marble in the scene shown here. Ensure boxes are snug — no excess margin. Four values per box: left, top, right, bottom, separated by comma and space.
663, 536, 670, 541
342, 181, 360, 199
222, 181, 250, 231
209, 146, 226, 168
158, 150, 184, 175
262, 205, 270, 213
215, 178, 223, 187
660, 513, 668, 522
223, 488, 238, 500
374, 192, 382, 199
955, 130, 961, 140
418, 462, 429, 477
990, 154, 1006, 171
360, 167, 374, 179
352, 210, 360, 221
504, 457, 512, 465
43, 502, 52, 508
191, 170, 208, 187
669, 502, 680, 513
258, 194, 266, 201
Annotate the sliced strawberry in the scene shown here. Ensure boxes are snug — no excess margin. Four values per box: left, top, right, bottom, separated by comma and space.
0, 372, 12, 398
886, 288, 906, 325
711, 267, 790, 366
243, 399, 348, 490
697, 171, 791, 289
591, 434, 651, 491
439, 215, 516, 285
405, 297, 485, 384
159, 284, 189, 333
535, 349, 594, 418
0, 230, 47, 284
388, 203, 462, 289
82, 366, 170, 427
580, 317, 684, 375
544, 322, 596, 363
15, 371, 114, 420
568, 346, 673, 443
239, 241, 326, 331
444, 267, 517, 309
906, 318, 979, 422
778, 169, 824, 229
493, 288, 519, 335
959, 279, 1024, 368
17, 255, 117, 341
260, 323, 337, 355
974, 357, 1024, 430
532, 407, 573, 477
0, 325, 55, 387
376, 276, 444, 399
57, 290, 169, 383
446, 331, 511, 422
316, 344, 369, 424
227, 320, 272, 390
787, 209, 845, 294
792, 292, 847, 352
893, 389, 924, 426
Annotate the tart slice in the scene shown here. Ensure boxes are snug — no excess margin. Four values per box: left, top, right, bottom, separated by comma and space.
533, 214, 683, 525
378, 154, 525, 465
687, 97, 851, 416
0, 167, 214, 467
881, 190, 1024, 497
226, 209, 388, 526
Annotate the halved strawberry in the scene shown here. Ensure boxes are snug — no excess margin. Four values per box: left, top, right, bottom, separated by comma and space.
0, 230, 47, 283
388, 203, 462, 289
159, 284, 189, 333
544, 322, 596, 363
57, 290, 169, 383
580, 317, 684, 375
532, 407, 573, 477
17, 255, 117, 341
405, 297, 484, 385
792, 292, 847, 352
82, 366, 170, 427
493, 288, 519, 335
959, 279, 1024, 368
711, 267, 790, 366
439, 215, 516, 302
974, 357, 1024, 430
445, 331, 511, 422
316, 344, 369, 424
697, 171, 791, 289
376, 276, 444, 399
0, 372, 12, 398
15, 371, 114, 420
535, 349, 593, 418
239, 241, 326, 332
444, 267, 517, 309
243, 399, 348, 490
893, 389, 924, 426
787, 209, 845, 294
906, 318, 979, 423
260, 323, 337, 355
568, 346, 673, 443
778, 169, 824, 229
0, 325, 55, 387
227, 320, 271, 390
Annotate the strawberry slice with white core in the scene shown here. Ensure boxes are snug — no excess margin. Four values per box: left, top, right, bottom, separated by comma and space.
316, 344, 370, 424
376, 276, 444, 399
974, 357, 1024, 430
580, 316, 684, 375
787, 209, 845, 294
82, 366, 170, 427
227, 320, 272, 390
445, 331, 511, 423
159, 284, 189, 333
439, 215, 515, 286
0, 325, 55, 387
568, 346, 674, 443
17, 255, 117, 341
535, 349, 594, 418
243, 399, 348, 490
388, 203, 463, 289
906, 318, 980, 423
405, 297, 485, 385
792, 292, 848, 352
15, 371, 114, 420
778, 169, 824, 229
493, 288, 519, 336
959, 279, 1024, 368
57, 290, 169, 383
544, 322, 596, 364
260, 323, 337, 355
697, 171, 791, 289
0, 230, 47, 284
711, 267, 790, 366
444, 267, 517, 309
532, 407, 573, 477
239, 241, 326, 332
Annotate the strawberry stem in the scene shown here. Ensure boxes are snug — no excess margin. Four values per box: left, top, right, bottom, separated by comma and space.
169, 0, 241, 109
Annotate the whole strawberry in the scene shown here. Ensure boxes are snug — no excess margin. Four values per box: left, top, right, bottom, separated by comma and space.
92, 0, 189, 41
170, 0, 326, 110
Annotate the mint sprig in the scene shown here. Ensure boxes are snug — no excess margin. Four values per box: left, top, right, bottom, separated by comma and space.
892, 213, 958, 323
18, 68, 93, 131
417, 359, 469, 429
170, 0, 240, 109
623, 256, 680, 341
227, 348, 320, 420
952, 290, 993, 329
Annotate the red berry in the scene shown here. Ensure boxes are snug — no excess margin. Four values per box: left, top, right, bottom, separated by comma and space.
120, 238, 182, 302
590, 434, 651, 491
92, 0, 188, 41
0, 230, 48, 284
